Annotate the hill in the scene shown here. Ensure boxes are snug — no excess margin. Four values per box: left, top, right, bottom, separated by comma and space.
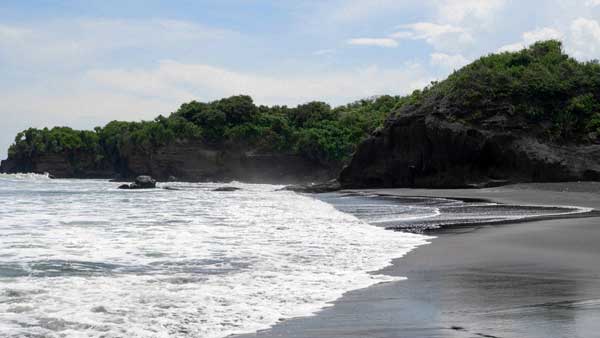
3, 40, 600, 186
0, 94, 407, 182
340, 41, 600, 188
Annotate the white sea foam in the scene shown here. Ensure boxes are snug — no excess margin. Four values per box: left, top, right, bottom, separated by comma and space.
0, 172, 51, 181
0, 177, 431, 338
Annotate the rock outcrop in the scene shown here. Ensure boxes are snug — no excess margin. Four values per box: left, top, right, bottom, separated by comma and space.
339, 100, 600, 189
0, 152, 114, 178
118, 175, 157, 189
0, 139, 337, 184
120, 140, 334, 183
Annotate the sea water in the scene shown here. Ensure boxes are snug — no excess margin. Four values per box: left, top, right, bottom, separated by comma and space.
0, 174, 430, 338
0, 174, 589, 337
317, 192, 592, 232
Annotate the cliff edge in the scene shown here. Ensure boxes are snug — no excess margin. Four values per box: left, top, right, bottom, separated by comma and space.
340, 41, 600, 188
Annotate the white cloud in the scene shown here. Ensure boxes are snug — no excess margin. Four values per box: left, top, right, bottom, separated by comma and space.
522, 27, 564, 44
430, 53, 470, 70
0, 89, 172, 124
498, 42, 526, 52
326, 0, 508, 25
434, 0, 508, 25
0, 24, 30, 40
347, 38, 399, 48
391, 22, 473, 50
86, 60, 432, 106
335, 0, 507, 55
498, 27, 563, 52
568, 17, 600, 60
586, 0, 600, 7
328, 0, 415, 22
496, 21, 600, 61
0, 19, 234, 66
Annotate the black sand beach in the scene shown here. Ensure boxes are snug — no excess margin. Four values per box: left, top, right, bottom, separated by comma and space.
237, 182, 600, 338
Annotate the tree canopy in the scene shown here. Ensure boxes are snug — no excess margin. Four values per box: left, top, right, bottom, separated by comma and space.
417, 40, 600, 141
8, 94, 405, 166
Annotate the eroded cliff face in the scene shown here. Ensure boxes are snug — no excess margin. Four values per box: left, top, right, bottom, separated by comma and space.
122, 140, 335, 183
0, 152, 114, 178
339, 100, 600, 189
0, 140, 336, 183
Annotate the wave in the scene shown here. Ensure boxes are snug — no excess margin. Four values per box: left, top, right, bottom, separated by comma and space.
0, 181, 431, 338
317, 192, 594, 233
0, 172, 52, 181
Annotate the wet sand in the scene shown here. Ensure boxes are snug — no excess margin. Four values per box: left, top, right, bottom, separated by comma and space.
236, 182, 600, 338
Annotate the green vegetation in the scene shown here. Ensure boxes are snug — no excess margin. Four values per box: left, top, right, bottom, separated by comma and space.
8, 94, 407, 166
9, 127, 101, 158
8, 40, 600, 168
414, 40, 600, 141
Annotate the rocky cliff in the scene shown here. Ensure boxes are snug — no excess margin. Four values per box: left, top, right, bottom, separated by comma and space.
0, 140, 336, 183
0, 152, 114, 178
120, 140, 335, 183
339, 41, 600, 188
339, 92, 600, 189
5, 42, 600, 187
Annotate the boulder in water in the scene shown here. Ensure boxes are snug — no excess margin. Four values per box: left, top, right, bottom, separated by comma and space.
118, 175, 157, 189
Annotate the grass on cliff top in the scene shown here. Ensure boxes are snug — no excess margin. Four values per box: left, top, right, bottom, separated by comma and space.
8, 40, 600, 167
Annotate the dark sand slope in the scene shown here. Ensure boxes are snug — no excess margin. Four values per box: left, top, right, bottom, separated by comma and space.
236, 183, 600, 338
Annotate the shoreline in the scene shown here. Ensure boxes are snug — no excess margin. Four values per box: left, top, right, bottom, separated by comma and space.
235, 182, 600, 338
343, 190, 597, 233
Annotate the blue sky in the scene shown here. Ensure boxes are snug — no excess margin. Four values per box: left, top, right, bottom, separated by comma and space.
1, 0, 600, 158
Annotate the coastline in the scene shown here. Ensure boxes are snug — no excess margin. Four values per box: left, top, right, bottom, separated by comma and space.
235, 182, 600, 338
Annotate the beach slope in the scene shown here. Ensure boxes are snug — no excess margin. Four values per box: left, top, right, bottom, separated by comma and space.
236, 182, 600, 338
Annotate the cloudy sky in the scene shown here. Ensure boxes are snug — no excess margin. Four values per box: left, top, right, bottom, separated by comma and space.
1, 0, 600, 158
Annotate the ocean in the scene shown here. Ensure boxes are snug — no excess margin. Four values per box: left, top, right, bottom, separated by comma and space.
0, 174, 589, 337
0, 174, 428, 338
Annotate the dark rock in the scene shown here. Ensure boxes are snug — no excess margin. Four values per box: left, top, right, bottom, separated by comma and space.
282, 179, 341, 193
90, 306, 108, 313
118, 175, 157, 189
339, 98, 600, 189
213, 187, 241, 192
134, 175, 156, 188
1, 153, 114, 178
1, 139, 338, 183
121, 141, 338, 183
0, 159, 14, 173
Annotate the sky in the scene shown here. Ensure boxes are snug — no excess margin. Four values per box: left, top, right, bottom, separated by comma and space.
1, 0, 600, 158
